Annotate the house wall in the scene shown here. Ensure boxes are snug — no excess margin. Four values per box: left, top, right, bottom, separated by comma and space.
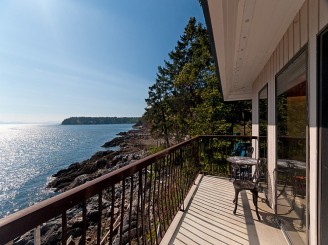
251, 0, 328, 244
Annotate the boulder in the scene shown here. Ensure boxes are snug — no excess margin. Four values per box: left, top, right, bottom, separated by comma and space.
102, 137, 124, 148
117, 131, 128, 136
42, 227, 62, 245
52, 162, 81, 177
63, 174, 91, 191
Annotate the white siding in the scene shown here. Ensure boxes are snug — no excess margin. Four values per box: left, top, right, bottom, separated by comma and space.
300, 3, 308, 47
283, 33, 289, 65
252, 0, 328, 243
288, 25, 294, 58
294, 13, 301, 52
279, 39, 284, 71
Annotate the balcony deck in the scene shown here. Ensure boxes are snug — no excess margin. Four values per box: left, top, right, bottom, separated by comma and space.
162, 175, 287, 245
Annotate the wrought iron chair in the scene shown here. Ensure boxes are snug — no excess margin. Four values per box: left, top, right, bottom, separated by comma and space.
240, 146, 254, 179
232, 158, 266, 220
230, 146, 254, 180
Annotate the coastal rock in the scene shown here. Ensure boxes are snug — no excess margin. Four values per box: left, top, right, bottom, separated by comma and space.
96, 159, 107, 168
95, 168, 110, 178
62, 174, 91, 191
69, 216, 83, 229
14, 126, 163, 245
67, 235, 80, 245
41, 219, 61, 235
53, 162, 81, 178
42, 226, 62, 245
47, 175, 77, 191
47, 151, 117, 191
113, 228, 137, 245
68, 227, 82, 238
76, 161, 101, 175
101, 137, 124, 147
117, 131, 128, 136
87, 209, 99, 223
90, 150, 116, 160
14, 231, 34, 245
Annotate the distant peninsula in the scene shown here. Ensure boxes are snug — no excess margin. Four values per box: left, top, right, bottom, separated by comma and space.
61, 117, 140, 125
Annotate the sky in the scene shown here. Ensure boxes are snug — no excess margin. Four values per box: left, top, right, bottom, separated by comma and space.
0, 0, 205, 124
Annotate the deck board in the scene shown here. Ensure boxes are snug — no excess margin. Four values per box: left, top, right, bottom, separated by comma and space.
162, 175, 287, 245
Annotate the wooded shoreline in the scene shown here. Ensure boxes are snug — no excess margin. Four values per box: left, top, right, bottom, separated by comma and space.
61, 117, 140, 125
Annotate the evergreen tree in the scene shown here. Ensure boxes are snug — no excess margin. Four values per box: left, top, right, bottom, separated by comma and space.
143, 17, 252, 144
144, 66, 173, 146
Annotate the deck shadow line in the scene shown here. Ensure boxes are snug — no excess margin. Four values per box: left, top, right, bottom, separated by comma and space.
182, 214, 248, 243
240, 191, 260, 245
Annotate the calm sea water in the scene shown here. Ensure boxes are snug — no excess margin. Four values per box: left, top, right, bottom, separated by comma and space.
0, 123, 133, 218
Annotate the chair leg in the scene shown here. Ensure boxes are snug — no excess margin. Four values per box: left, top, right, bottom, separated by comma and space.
233, 189, 240, 214
252, 190, 261, 221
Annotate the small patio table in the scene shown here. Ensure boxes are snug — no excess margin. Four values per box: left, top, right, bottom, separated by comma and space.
276, 159, 306, 199
227, 156, 258, 180
277, 159, 306, 170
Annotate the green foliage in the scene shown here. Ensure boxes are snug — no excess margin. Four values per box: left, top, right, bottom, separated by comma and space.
143, 17, 251, 143
147, 145, 166, 155
200, 138, 233, 175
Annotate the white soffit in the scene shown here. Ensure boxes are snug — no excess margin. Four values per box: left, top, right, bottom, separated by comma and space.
207, 0, 305, 101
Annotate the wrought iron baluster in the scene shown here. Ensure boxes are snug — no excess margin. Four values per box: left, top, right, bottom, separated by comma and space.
82, 200, 87, 245
97, 192, 102, 245
62, 211, 67, 245
119, 180, 126, 244
128, 176, 134, 244
109, 185, 115, 245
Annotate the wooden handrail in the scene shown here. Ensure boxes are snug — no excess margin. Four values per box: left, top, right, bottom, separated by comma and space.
0, 135, 258, 244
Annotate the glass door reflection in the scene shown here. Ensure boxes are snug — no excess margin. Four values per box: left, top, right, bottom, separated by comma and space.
276, 49, 307, 244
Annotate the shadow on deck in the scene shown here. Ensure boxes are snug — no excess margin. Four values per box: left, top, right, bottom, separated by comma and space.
162, 175, 287, 245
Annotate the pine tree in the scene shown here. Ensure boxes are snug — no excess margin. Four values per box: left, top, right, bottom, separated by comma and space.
144, 65, 173, 147
143, 17, 252, 144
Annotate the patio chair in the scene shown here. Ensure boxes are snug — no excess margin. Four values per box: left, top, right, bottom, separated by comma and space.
232, 158, 267, 220
240, 146, 254, 179
230, 144, 254, 180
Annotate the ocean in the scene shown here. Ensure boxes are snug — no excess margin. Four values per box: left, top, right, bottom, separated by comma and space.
0, 123, 133, 218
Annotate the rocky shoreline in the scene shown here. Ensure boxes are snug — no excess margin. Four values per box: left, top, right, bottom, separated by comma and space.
47, 126, 156, 193
16, 126, 159, 244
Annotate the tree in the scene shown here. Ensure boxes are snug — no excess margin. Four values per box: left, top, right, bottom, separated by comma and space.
144, 66, 173, 147
143, 17, 252, 144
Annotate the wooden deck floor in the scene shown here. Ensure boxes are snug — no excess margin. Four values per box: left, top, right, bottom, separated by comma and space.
161, 175, 287, 245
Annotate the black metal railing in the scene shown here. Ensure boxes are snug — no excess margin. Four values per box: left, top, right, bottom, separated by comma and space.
0, 135, 256, 245
200, 135, 257, 176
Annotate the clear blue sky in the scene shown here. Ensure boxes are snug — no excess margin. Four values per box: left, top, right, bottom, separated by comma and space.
0, 0, 204, 123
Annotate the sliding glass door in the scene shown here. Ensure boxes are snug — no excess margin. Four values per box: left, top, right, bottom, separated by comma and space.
276, 49, 307, 244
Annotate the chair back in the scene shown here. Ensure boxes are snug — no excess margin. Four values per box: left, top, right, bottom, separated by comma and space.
252, 158, 267, 184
